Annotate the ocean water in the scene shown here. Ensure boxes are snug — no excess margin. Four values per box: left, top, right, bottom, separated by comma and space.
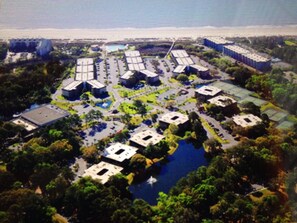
0, 0, 296, 29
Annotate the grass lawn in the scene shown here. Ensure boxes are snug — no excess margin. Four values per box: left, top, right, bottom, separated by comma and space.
118, 88, 147, 98
260, 102, 282, 112
119, 102, 138, 114
135, 87, 170, 105
284, 40, 297, 46
112, 84, 122, 89
189, 74, 198, 81
130, 115, 143, 126
51, 100, 79, 115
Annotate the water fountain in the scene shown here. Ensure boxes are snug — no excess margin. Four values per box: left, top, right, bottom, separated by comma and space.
147, 176, 157, 185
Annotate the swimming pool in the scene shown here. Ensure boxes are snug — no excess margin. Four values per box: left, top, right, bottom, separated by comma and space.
106, 44, 127, 52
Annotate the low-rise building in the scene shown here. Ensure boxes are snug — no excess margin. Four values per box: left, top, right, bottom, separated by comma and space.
207, 95, 237, 115
195, 85, 222, 102
171, 49, 209, 77
120, 50, 159, 86
232, 114, 262, 128
102, 143, 138, 166
159, 112, 189, 131
62, 58, 106, 98
82, 161, 123, 184
129, 129, 164, 149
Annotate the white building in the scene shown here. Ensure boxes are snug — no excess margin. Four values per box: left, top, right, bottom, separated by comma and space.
102, 143, 138, 164
129, 129, 164, 149
195, 85, 222, 101
82, 161, 123, 184
232, 114, 262, 128
159, 112, 189, 130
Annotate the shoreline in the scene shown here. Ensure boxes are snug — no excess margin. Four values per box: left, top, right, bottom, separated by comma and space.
1, 25, 297, 41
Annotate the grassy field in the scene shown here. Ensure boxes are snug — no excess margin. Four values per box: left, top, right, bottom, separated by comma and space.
51, 100, 79, 115
118, 88, 147, 98
119, 102, 138, 114
135, 87, 170, 105
284, 40, 297, 46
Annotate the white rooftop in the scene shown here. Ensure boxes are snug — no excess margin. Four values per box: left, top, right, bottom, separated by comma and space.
171, 50, 189, 58
223, 45, 250, 55
12, 118, 37, 131
63, 81, 82, 91
233, 114, 262, 127
125, 50, 140, 57
191, 64, 209, 72
121, 70, 135, 80
205, 37, 234, 45
244, 53, 270, 63
159, 112, 189, 126
103, 143, 138, 162
87, 80, 105, 89
173, 65, 186, 73
207, 95, 236, 107
195, 86, 222, 96
140, 69, 159, 78
130, 129, 164, 148
176, 57, 194, 66
82, 161, 123, 184
75, 58, 94, 81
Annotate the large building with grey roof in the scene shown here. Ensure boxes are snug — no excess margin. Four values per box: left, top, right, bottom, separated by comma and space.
120, 50, 160, 86
195, 85, 222, 102
171, 49, 209, 78
232, 114, 262, 128
12, 104, 69, 132
62, 58, 106, 98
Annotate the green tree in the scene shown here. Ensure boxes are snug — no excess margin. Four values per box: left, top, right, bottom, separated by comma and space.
129, 154, 147, 172
176, 74, 189, 82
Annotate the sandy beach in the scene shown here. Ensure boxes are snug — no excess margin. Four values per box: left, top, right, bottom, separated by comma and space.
1, 26, 297, 41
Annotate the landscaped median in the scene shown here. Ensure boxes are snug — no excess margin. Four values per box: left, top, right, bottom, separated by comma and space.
200, 117, 229, 144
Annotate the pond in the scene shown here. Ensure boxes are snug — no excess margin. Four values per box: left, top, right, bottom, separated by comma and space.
106, 44, 127, 52
129, 140, 208, 205
95, 100, 112, 109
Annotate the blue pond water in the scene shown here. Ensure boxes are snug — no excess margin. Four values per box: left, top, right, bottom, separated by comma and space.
106, 44, 127, 52
95, 100, 112, 109
129, 140, 208, 205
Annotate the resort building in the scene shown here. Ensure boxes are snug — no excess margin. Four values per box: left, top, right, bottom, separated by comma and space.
129, 129, 165, 149
101, 143, 138, 166
120, 50, 159, 86
82, 161, 123, 184
203, 37, 234, 52
195, 85, 222, 102
203, 37, 271, 71
12, 104, 69, 132
171, 50, 209, 78
232, 114, 262, 128
62, 58, 106, 98
159, 112, 189, 131
9, 38, 53, 56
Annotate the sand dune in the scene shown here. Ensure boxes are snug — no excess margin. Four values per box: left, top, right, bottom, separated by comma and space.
1, 25, 297, 41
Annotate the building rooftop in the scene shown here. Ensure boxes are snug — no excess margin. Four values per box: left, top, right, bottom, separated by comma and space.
173, 65, 186, 73
87, 80, 105, 89
190, 64, 209, 72
75, 58, 95, 81
121, 70, 135, 80
21, 105, 69, 127
223, 45, 250, 55
82, 161, 123, 184
140, 69, 159, 78
232, 114, 262, 127
63, 81, 83, 91
176, 57, 194, 66
207, 95, 236, 107
171, 50, 189, 58
205, 37, 234, 45
244, 53, 271, 63
159, 112, 189, 126
130, 129, 164, 148
125, 50, 140, 57
103, 143, 138, 163
195, 86, 222, 96
12, 118, 38, 131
